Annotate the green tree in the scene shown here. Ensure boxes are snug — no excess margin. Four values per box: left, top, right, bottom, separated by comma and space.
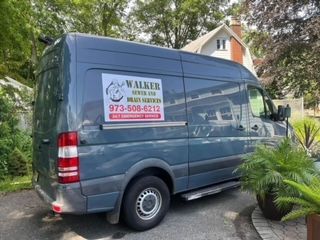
132, 0, 227, 48
0, 0, 130, 85
63, 0, 129, 37
243, 1, 320, 101
0, 0, 32, 82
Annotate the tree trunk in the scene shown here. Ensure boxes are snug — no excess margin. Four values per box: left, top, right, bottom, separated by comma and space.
30, 31, 38, 65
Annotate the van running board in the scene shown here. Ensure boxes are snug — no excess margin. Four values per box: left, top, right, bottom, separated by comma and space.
181, 181, 241, 201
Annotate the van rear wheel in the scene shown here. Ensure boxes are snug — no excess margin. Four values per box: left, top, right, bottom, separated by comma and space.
122, 176, 170, 231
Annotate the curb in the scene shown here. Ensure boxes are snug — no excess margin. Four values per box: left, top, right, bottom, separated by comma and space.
251, 206, 307, 240
252, 206, 280, 240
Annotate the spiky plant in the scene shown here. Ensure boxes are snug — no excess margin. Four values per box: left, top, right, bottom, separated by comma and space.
236, 138, 318, 199
276, 178, 320, 221
293, 118, 320, 153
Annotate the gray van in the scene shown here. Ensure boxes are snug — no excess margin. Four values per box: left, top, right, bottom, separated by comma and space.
33, 33, 288, 231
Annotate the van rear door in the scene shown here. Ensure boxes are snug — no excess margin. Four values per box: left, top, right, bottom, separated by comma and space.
33, 51, 60, 200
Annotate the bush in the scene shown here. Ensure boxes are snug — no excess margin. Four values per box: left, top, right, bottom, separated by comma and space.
7, 148, 28, 177
276, 178, 320, 221
0, 87, 32, 180
236, 138, 318, 199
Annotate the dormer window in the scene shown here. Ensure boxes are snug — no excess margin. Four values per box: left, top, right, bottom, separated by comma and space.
217, 39, 226, 50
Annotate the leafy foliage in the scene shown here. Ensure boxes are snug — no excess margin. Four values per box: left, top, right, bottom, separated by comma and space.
236, 138, 318, 199
0, 87, 32, 180
7, 148, 28, 177
243, 1, 320, 100
132, 0, 227, 48
276, 178, 320, 221
63, 0, 129, 37
0, 0, 130, 84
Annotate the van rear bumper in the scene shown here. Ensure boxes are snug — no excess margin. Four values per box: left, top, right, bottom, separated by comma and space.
34, 183, 87, 214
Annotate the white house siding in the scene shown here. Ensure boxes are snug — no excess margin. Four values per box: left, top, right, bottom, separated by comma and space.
243, 48, 256, 75
182, 25, 257, 76
200, 31, 231, 60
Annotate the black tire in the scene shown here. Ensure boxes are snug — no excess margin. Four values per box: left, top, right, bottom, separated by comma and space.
122, 176, 170, 231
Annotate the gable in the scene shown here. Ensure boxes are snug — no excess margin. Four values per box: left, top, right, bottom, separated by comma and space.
200, 30, 231, 58
182, 24, 248, 53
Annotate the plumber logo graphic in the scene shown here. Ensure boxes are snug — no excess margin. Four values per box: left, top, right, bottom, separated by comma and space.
106, 80, 125, 102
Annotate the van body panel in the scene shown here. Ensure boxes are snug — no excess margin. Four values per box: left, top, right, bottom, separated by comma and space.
78, 138, 189, 195
35, 181, 87, 214
33, 33, 288, 222
75, 43, 189, 199
183, 74, 249, 188
76, 34, 181, 61
87, 192, 119, 213
77, 51, 182, 77
180, 52, 243, 80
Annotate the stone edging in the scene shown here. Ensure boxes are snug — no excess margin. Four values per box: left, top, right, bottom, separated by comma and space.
252, 206, 280, 240
251, 206, 307, 240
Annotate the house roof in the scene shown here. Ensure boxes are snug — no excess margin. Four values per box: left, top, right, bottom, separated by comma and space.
182, 23, 249, 52
0, 76, 33, 92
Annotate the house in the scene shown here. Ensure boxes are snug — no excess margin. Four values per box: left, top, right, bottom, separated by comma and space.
182, 18, 256, 75
0, 76, 33, 131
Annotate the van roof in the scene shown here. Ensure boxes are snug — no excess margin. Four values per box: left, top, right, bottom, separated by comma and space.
65, 33, 258, 82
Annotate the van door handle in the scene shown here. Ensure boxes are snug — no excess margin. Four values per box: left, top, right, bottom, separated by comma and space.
237, 125, 245, 131
42, 139, 50, 144
251, 125, 259, 131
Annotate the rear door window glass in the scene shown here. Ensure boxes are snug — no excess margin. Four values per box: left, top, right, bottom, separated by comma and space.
185, 78, 243, 137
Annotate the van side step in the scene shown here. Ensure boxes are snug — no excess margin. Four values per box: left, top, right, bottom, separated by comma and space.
181, 181, 241, 201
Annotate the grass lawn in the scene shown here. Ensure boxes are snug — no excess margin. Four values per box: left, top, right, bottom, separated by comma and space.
0, 175, 32, 193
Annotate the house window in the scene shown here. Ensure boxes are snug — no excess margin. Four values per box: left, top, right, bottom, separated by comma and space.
217, 39, 227, 50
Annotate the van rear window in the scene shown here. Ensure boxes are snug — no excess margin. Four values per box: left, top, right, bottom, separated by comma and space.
34, 68, 59, 131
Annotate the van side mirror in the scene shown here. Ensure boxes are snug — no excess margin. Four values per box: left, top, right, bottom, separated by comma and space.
277, 104, 291, 121
284, 104, 291, 118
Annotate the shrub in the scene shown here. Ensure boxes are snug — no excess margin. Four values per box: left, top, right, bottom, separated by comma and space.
276, 178, 320, 221
7, 148, 28, 177
0, 86, 32, 179
236, 138, 318, 199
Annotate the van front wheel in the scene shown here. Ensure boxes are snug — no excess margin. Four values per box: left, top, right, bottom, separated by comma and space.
122, 176, 170, 231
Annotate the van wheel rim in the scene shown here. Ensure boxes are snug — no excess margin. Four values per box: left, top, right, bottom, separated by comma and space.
136, 187, 162, 220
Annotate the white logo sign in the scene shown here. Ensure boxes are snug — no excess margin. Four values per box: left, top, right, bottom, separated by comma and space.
102, 73, 165, 122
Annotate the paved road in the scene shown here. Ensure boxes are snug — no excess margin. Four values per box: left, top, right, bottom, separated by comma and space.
0, 189, 260, 240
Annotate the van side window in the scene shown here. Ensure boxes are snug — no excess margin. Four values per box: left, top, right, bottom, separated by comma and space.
248, 86, 273, 118
185, 78, 243, 137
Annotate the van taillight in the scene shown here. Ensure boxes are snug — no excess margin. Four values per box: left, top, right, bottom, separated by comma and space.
57, 132, 79, 184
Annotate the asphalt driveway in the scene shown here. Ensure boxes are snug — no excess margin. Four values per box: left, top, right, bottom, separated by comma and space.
0, 189, 260, 240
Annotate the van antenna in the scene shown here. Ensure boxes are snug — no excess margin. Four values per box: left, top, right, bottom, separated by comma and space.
38, 35, 54, 45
